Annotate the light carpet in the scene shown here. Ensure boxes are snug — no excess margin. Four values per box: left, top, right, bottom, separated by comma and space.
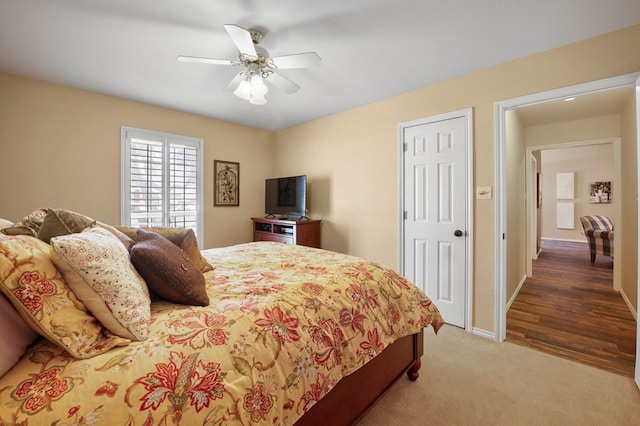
358, 324, 640, 426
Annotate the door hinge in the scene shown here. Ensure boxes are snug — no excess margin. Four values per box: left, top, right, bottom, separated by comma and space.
403, 211, 408, 220
403, 142, 408, 152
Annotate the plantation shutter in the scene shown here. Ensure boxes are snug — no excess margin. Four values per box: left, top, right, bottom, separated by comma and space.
121, 127, 204, 245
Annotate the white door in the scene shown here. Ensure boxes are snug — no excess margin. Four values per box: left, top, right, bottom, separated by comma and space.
401, 111, 470, 328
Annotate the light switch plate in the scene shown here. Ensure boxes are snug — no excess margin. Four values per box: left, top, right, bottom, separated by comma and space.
477, 186, 492, 200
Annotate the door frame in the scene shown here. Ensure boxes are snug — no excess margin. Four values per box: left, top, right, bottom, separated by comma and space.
635, 74, 640, 390
495, 73, 640, 349
398, 108, 474, 332
527, 152, 538, 276
494, 72, 640, 342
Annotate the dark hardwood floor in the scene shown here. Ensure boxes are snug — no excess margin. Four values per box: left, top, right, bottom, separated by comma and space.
506, 239, 636, 377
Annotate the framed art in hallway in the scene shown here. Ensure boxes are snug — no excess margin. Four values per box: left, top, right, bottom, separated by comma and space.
214, 160, 239, 206
589, 181, 611, 204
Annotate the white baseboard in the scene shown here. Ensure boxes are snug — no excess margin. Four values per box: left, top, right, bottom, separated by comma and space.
620, 288, 638, 320
532, 249, 540, 260
472, 327, 495, 340
473, 273, 526, 341
541, 237, 586, 243
506, 274, 528, 311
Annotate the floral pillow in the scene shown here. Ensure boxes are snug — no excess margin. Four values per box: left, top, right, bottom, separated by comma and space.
0, 235, 130, 358
50, 227, 152, 341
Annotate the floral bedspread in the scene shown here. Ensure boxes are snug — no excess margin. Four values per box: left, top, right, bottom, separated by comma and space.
0, 242, 443, 425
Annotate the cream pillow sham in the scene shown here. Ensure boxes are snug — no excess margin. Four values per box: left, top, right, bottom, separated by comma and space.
50, 227, 151, 341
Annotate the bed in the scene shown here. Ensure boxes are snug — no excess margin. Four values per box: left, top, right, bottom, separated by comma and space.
0, 209, 444, 425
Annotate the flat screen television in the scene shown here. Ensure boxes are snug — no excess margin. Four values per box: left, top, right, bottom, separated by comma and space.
265, 175, 307, 219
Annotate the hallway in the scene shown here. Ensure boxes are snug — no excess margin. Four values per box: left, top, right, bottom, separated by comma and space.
506, 239, 636, 377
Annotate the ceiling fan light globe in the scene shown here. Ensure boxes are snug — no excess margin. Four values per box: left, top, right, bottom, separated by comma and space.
250, 75, 268, 96
234, 80, 251, 100
250, 95, 267, 105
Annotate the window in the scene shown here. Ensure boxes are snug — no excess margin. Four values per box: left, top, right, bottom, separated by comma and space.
121, 126, 204, 245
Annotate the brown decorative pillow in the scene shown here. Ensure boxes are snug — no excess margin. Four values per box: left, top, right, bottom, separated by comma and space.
117, 226, 212, 273
130, 229, 209, 306
0, 208, 49, 236
36, 208, 96, 243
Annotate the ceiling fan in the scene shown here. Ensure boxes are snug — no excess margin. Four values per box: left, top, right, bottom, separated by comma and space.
177, 24, 321, 105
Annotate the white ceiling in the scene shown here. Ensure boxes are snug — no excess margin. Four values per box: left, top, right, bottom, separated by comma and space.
1, 0, 639, 131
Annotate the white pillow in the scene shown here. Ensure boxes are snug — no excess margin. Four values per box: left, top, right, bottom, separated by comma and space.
50, 227, 151, 341
0, 218, 14, 230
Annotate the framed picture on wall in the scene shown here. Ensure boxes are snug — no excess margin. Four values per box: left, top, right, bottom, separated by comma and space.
214, 160, 239, 206
589, 181, 611, 204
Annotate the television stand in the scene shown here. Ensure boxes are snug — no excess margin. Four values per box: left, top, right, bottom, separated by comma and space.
252, 217, 321, 248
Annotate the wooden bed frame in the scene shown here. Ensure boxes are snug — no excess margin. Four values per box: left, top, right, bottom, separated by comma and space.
296, 329, 424, 425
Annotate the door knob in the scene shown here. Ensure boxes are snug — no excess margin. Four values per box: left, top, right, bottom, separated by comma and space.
454, 229, 463, 237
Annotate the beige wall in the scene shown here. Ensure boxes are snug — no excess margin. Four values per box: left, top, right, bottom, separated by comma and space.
539, 143, 615, 241
2, 24, 639, 333
275, 24, 640, 332
0, 72, 275, 249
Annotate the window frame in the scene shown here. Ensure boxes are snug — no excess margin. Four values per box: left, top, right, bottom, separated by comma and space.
120, 126, 205, 246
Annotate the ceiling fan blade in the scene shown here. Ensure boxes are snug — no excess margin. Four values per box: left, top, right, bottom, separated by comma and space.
224, 24, 257, 58
267, 72, 300, 94
271, 52, 321, 69
176, 55, 233, 66
224, 72, 245, 91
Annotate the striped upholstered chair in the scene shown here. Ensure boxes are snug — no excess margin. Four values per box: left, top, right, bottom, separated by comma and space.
579, 215, 614, 263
